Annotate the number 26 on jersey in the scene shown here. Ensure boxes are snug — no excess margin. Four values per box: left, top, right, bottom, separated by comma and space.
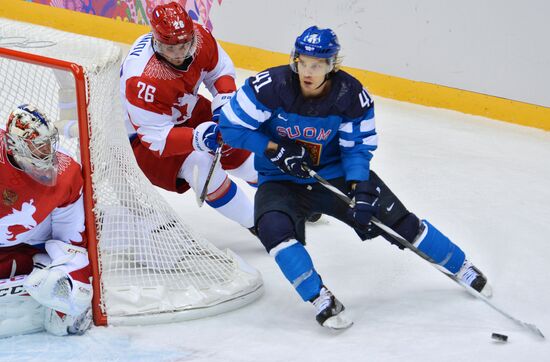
137, 81, 156, 103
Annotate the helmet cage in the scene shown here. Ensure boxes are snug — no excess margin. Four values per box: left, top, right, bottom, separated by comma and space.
5, 105, 59, 186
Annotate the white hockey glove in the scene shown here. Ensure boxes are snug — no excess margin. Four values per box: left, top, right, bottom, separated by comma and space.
23, 240, 92, 317
192, 121, 221, 153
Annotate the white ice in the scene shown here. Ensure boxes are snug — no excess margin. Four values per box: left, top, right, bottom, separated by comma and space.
1, 68, 549, 362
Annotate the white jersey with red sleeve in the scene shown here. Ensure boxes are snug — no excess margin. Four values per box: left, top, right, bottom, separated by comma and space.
120, 22, 237, 158
0, 129, 86, 249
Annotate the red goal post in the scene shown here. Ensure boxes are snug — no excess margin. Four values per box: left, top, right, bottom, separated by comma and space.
0, 18, 262, 326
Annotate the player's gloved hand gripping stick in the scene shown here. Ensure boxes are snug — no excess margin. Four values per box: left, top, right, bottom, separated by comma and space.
304, 165, 544, 340
264, 140, 312, 178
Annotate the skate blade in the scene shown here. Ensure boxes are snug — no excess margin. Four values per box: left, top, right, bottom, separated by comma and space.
307, 215, 330, 225
322, 311, 353, 330
480, 283, 493, 298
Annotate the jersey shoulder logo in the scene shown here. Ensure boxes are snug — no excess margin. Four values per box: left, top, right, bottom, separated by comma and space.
0, 199, 37, 242
143, 56, 182, 80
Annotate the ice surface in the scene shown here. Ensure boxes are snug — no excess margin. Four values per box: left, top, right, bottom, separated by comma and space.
1, 68, 548, 362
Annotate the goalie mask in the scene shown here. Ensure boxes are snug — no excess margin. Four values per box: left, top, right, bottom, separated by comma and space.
5, 104, 59, 186
150, 2, 197, 66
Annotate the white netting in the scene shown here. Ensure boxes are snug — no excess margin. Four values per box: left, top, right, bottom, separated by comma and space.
0, 19, 262, 325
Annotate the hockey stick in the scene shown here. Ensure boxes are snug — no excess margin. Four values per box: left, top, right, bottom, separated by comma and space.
305, 166, 545, 339
195, 141, 224, 207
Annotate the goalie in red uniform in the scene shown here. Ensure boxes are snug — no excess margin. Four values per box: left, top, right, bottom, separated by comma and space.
0, 105, 92, 337
121, 2, 257, 232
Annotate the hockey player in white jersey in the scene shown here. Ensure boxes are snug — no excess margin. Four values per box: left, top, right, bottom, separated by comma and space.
120, 2, 257, 232
0, 105, 92, 337
219, 26, 492, 329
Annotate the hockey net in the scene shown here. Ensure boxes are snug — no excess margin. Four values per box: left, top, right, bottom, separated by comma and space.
0, 19, 262, 326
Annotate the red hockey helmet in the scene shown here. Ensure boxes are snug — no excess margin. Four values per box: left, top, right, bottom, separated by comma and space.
150, 2, 194, 45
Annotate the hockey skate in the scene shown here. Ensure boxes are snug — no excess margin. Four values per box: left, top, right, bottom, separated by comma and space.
456, 260, 492, 297
306, 213, 322, 223
310, 286, 353, 330
306, 213, 329, 225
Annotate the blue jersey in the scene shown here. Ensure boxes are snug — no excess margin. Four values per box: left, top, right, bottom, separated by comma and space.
219, 65, 377, 184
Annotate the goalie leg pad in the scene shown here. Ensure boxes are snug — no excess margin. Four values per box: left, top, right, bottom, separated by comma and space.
44, 307, 92, 336
414, 220, 465, 274
0, 275, 45, 338
270, 239, 322, 302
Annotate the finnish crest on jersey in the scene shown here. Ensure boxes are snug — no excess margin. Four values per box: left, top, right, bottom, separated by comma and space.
2, 189, 18, 206
296, 139, 322, 166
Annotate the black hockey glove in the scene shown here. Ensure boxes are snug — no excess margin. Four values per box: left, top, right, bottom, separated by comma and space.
264, 140, 312, 178
348, 181, 380, 229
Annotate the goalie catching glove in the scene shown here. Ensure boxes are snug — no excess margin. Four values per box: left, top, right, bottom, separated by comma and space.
23, 239, 92, 317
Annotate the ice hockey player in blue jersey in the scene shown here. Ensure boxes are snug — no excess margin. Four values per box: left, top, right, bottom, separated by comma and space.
219, 26, 491, 329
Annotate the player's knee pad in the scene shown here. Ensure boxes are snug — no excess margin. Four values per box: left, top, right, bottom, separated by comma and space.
256, 211, 296, 253
413, 220, 465, 274
380, 213, 421, 249
24, 240, 92, 316
270, 239, 322, 301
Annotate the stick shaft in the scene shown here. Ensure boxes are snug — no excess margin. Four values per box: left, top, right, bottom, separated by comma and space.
198, 142, 224, 207
307, 167, 544, 339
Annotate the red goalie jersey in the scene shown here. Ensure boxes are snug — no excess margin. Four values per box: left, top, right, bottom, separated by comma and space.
0, 129, 87, 278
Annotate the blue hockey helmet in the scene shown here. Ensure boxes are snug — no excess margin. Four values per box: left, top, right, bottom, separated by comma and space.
294, 26, 340, 58
290, 26, 341, 75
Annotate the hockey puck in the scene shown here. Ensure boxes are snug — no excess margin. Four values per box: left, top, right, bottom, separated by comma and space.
491, 333, 508, 342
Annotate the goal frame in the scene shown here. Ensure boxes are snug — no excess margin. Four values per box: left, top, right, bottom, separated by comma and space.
0, 46, 106, 325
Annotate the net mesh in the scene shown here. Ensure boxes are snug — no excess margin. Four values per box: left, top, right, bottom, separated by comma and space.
0, 19, 261, 324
